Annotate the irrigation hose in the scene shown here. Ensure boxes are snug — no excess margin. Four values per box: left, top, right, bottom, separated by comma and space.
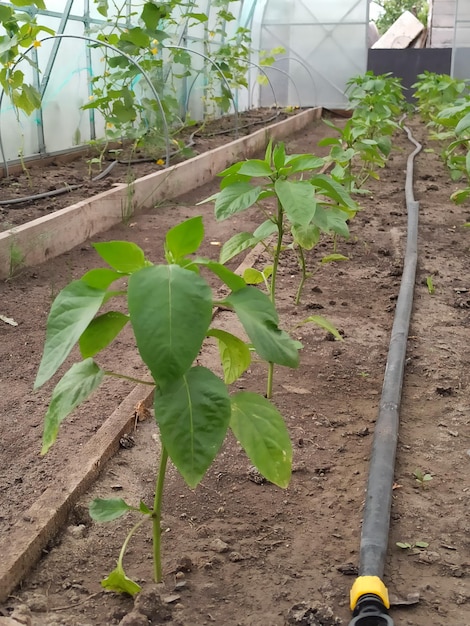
347, 123, 422, 626
0, 160, 118, 208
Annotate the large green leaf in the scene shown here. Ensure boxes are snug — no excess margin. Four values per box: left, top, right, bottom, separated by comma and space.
291, 223, 320, 250
42, 359, 104, 454
89, 498, 136, 522
35, 281, 107, 388
165, 216, 204, 261
128, 265, 212, 386
224, 287, 299, 368
81, 268, 123, 289
274, 179, 316, 226
313, 206, 350, 238
284, 154, 325, 173
93, 241, 147, 273
230, 392, 292, 488
220, 232, 258, 264
214, 182, 263, 221
101, 564, 141, 596
253, 219, 277, 239
310, 174, 358, 211
79, 311, 129, 358
155, 367, 231, 487
207, 329, 251, 384
456, 112, 470, 135
193, 258, 246, 292
237, 159, 273, 177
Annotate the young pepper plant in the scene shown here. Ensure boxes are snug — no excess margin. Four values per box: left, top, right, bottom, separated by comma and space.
35, 216, 299, 595
203, 140, 357, 307
200, 141, 352, 397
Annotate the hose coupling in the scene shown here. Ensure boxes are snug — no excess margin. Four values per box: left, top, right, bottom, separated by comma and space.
347, 593, 394, 626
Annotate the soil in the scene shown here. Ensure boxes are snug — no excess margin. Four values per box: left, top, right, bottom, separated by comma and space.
1, 116, 469, 626
0, 108, 294, 232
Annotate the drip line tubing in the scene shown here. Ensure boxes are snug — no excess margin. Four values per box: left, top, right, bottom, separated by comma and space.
0, 160, 117, 208
348, 121, 422, 626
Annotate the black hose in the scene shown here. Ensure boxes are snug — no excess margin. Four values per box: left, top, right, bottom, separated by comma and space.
348, 123, 422, 625
0, 160, 118, 208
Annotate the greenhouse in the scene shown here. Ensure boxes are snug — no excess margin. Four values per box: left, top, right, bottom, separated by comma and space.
0, 2, 469, 626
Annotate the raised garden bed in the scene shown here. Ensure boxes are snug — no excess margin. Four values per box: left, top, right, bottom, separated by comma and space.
0, 116, 468, 626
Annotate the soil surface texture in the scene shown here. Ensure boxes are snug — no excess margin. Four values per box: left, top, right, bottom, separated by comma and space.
0, 116, 469, 626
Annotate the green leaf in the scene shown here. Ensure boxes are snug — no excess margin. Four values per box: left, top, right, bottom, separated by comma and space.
81, 268, 123, 289
291, 223, 320, 250
214, 182, 263, 220
273, 143, 286, 169
238, 159, 273, 177
79, 311, 129, 358
224, 287, 299, 368
275, 179, 316, 226
141, 1, 165, 30
128, 265, 212, 386
194, 258, 246, 292
396, 542, 412, 550
92, 241, 147, 273
42, 359, 104, 454
35, 281, 107, 388
321, 254, 348, 264
165, 216, 204, 261
230, 392, 292, 488
101, 564, 141, 596
243, 267, 266, 284
89, 497, 135, 522
220, 232, 258, 264
284, 154, 325, 173
155, 367, 231, 487
455, 112, 470, 135
376, 136, 392, 157
10, 0, 46, 9
11, 83, 41, 115
310, 174, 358, 211
414, 541, 429, 548
253, 219, 277, 239
300, 315, 343, 341
313, 206, 350, 238
120, 26, 149, 49
207, 329, 251, 384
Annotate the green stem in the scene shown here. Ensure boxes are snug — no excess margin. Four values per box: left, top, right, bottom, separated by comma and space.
270, 197, 284, 305
266, 197, 285, 400
117, 517, 146, 569
294, 246, 307, 306
104, 371, 155, 386
152, 446, 169, 583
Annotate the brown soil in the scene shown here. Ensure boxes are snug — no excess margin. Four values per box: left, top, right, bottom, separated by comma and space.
0, 108, 293, 232
1, 117, 469, 626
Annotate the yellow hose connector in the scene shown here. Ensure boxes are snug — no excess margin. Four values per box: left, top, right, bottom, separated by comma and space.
350, 576, 390, 610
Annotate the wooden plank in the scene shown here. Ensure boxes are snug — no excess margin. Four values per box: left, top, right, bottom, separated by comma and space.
372, 11, 424, 49
0, 384, 154, 603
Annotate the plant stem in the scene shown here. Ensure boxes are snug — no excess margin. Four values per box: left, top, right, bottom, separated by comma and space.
294, 246, 307, 306
270, 198, 284, 305
266, 198, 284, 399
118, 517, 146, 569
152, 445, 169, 583
104, 371, 155, 386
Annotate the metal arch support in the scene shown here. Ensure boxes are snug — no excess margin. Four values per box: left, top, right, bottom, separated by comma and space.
165, 44, 239, 136
253, 63, 302, 109
274, 56, 317, 107
0, 33, 171, 177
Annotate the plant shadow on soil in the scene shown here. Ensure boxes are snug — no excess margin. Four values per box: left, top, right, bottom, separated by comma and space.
0, 117, 469, 626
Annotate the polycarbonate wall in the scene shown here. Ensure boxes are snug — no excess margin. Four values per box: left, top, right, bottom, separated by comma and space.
452, 0, 470, 79
1, 0, 370, 163
252, 0, 369, 109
